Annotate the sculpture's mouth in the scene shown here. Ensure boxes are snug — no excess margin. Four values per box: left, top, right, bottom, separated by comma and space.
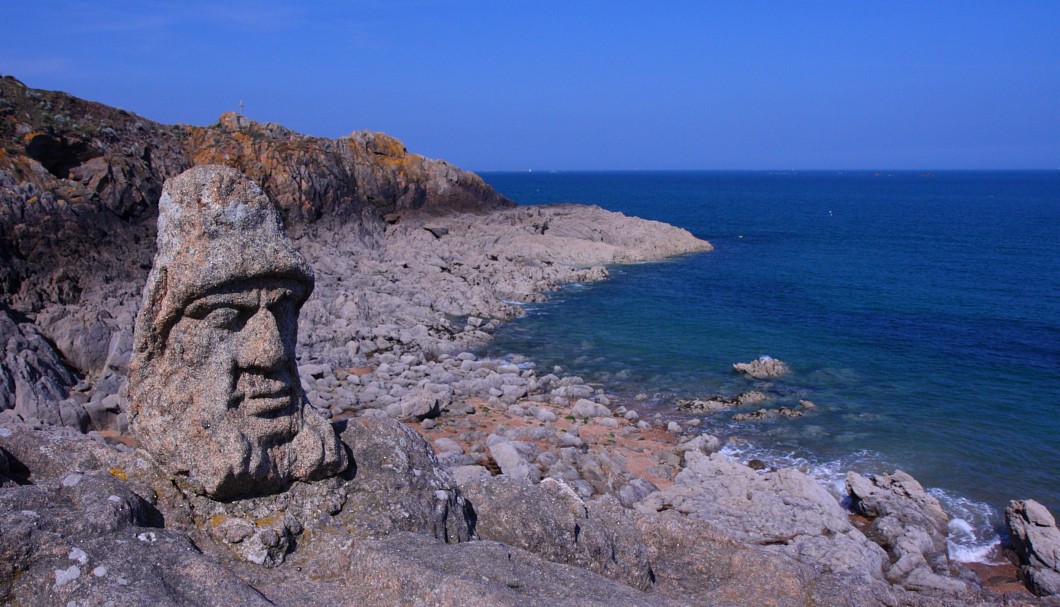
234, 373, 296, 418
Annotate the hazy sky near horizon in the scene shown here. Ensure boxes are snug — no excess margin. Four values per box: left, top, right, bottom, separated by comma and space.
3, 1, 1058, 171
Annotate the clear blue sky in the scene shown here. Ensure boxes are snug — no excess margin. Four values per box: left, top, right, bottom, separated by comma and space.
3, 1, 1058, 171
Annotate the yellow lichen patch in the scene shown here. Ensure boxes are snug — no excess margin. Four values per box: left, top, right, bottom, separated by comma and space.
108, 466, 127, 481
254, 514, 281, 528
207, 514, 228, 527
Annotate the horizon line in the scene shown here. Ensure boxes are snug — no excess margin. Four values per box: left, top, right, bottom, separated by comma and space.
474, 168, 1060, 174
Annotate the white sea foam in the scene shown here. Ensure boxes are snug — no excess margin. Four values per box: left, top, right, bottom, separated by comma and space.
927, 487, 1004, 564
718, 442, 878, 498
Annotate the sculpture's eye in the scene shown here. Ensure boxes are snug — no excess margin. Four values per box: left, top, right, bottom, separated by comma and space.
203, 306, 242, 330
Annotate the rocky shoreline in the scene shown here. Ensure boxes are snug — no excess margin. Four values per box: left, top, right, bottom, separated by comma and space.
2, 78, 1059, 606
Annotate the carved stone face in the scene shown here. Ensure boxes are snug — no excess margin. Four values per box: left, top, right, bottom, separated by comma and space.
129, 165, 346, 501
169, 279, 305, 440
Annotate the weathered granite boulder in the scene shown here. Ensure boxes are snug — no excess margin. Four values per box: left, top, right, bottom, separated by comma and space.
486, 434, 542, 483
0, 307, 85, 429
571, 398, 611, 419
637, 451, 888, 582
128, 166, 346, 500
457, 475, 654, 590
846, 470, 964, 593
637, 509, 827, 607
1006, 499, 1060, 596
337, 414, 472, 542
0, 426, 272, 605
733, 355, 790, 379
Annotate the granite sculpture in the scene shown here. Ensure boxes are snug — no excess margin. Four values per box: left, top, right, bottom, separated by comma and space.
128, 165, 346, 500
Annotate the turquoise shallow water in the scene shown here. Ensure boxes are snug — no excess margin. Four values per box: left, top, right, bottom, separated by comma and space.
479, 171, 1060, 559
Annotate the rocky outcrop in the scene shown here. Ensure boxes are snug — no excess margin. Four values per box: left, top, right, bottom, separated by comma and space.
733, 355, 790, 379
457, 475, 654, 590
846, 471, 965, 593
0, 77, 712, 435
637, 451, 889, 583
337, 414, 471, 542
732, 399, 817, 422
677, 390, 769, 413
0, 76, 515, 429
0, 307, 85, 428
1006, 499, 1060, 596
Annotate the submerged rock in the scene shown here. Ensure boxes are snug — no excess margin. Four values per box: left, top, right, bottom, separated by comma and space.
732, 399, 816, 422
677, 390, 768, 413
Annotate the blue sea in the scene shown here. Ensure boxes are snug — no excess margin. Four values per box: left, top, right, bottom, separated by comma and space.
479, 171, 1060, 562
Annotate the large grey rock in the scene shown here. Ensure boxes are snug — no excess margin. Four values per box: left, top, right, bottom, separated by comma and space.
338, 414, 472, 542
0, 449, 271, 606
637, 509, 830, 607
458, 475, 654, 590
1006, 499, 1060, 596
128, 166, 346, 500
637, 451, 888, 582
846, 470, 963, 592
263, 529, 685, 607
571, 398, 610, 419
0, 307, 85, 429
487, 437, 541, 483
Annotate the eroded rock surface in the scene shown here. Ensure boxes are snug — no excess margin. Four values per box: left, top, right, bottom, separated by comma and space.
637, 451, 889, 582
846, 470, 964, 593
1007, 499, 1060, 596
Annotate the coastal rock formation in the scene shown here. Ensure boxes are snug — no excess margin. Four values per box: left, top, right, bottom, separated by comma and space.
457, 475, 654, 590
0, 77, 712, 434
637, 451, 889, 582
733, 355, 791, 379
0, 75, 513, 430
677, 390, 768, 413
337, 414, 471, 541
731, 399, 817, 422
128, 166, 346, 500
846, 471, 965, 592
1006, 499, 1060, 596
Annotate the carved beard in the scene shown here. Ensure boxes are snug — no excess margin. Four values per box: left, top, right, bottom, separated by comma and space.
139, 353, 304, 500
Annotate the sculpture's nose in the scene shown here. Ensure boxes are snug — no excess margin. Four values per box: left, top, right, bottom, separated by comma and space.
237, 308, 286, 370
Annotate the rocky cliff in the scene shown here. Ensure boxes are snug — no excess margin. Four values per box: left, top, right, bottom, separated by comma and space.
0, 75, 710, 433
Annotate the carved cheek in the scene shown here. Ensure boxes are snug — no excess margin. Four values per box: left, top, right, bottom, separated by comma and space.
171, 321, 233, 368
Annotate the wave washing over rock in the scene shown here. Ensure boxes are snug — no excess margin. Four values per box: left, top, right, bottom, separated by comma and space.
0, 77, 1056, 605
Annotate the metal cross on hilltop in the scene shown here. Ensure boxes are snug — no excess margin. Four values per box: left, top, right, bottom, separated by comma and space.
239, 100, 244, 116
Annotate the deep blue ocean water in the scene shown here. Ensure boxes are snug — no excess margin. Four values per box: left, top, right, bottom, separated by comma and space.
479, 171, 1059, 560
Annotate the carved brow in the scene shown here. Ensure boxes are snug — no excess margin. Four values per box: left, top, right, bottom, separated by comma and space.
184, 292, 259, 318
